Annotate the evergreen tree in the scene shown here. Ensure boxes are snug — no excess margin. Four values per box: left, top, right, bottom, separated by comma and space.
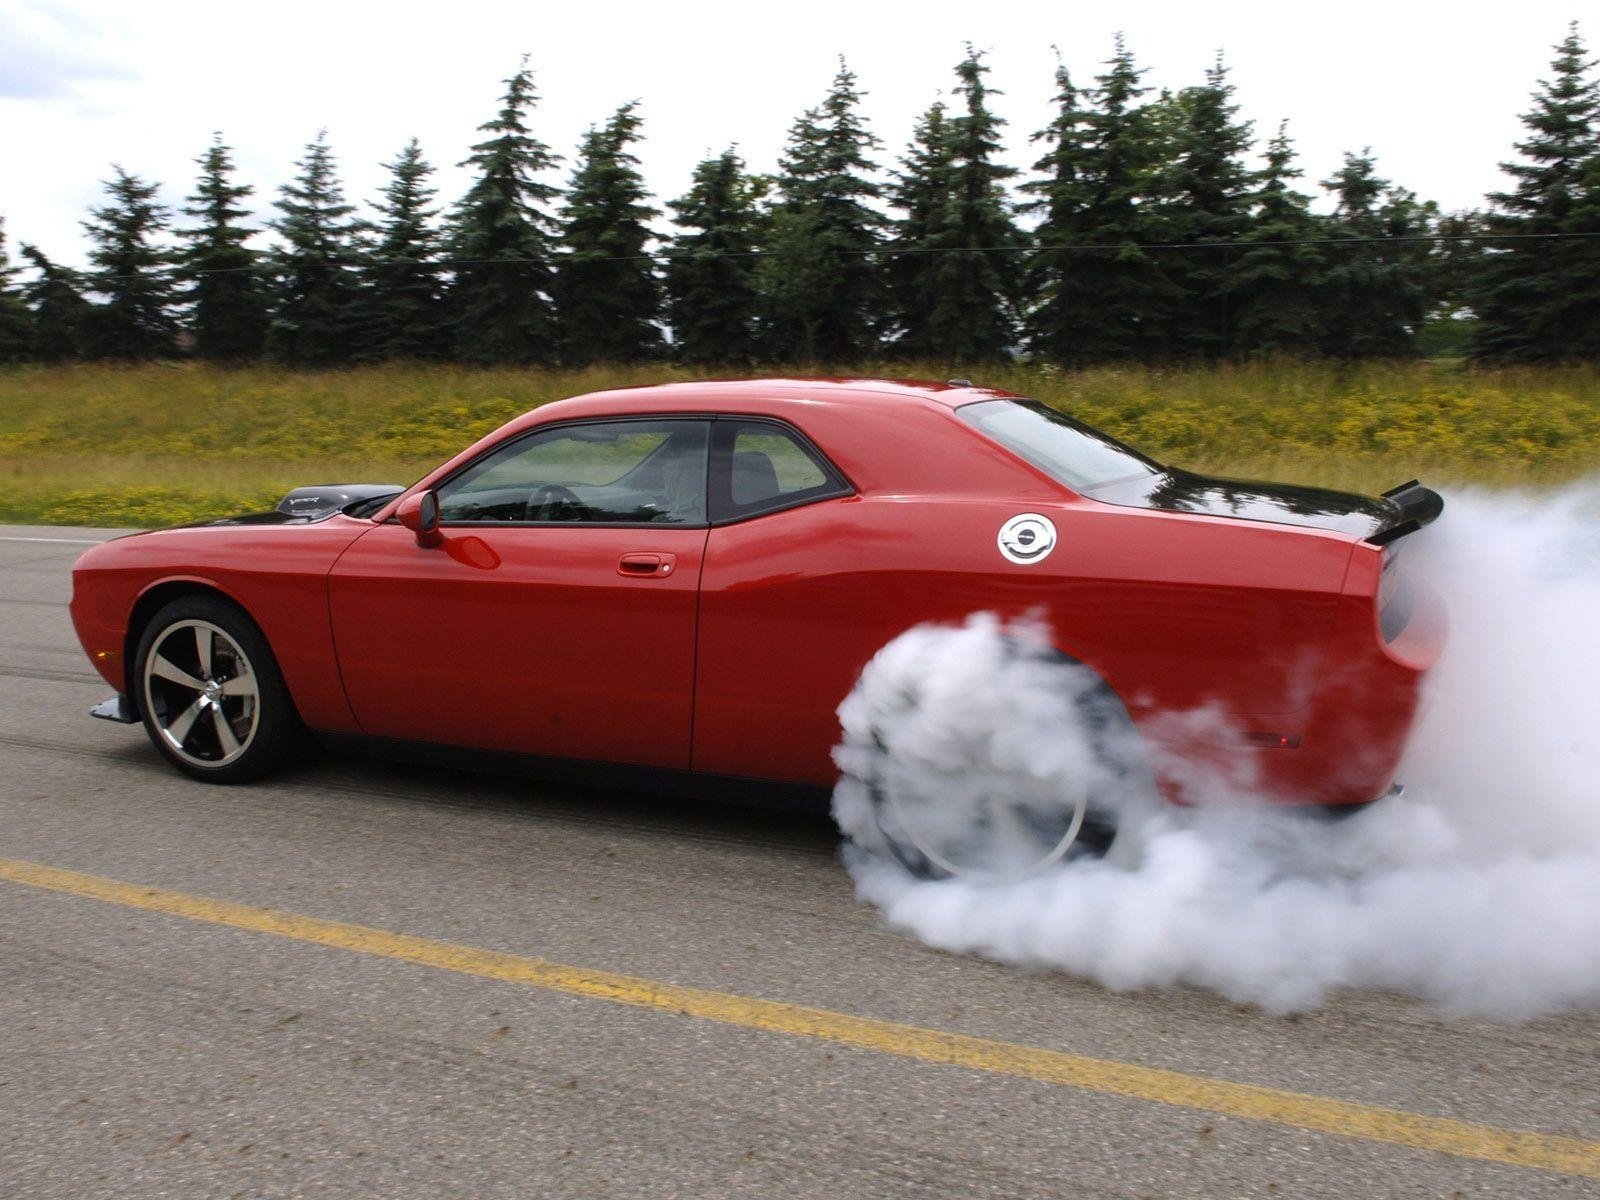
1033, 35, 1180, 363
1228, 121, 1323, 356
1474, 24, 1599, 360
180, 134, 267, 361
757, 59, 885, 362
370, 138, 449, 359
82, 166, 178, 358
20, 245, 93, 361
1558, 155, 1600, 359
449, 57, 562, 364
1319, 150, 1434, 358
884, 100, 954, 356
664, 149, 765, 363
917, 47, 1024, 359
1021, 54, 1094, 360
553, 103, 664, 364
0, 219, 31, 362
1420, 209, 1488, 357
268, 132, 368, 365
1161, 56, 1255, 357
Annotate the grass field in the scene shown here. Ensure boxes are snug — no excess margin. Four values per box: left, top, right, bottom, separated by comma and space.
2, 360, 1598, 527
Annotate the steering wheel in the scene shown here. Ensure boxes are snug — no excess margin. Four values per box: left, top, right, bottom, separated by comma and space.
524, 483, 585, 523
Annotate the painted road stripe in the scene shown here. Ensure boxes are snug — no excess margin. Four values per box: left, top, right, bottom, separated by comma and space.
0, 535, 107, 545
4, 856, 1598, 1180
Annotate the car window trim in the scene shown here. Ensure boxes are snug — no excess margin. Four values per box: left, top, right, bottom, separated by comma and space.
424, 414, 716, 531
707, 415, 855, 525
953, 398, 1165, 494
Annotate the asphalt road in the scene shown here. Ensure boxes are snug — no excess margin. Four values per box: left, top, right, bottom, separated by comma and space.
2, 524, 1597, 1199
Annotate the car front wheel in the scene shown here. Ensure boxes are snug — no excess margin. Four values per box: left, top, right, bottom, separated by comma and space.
134, 595, 300, 783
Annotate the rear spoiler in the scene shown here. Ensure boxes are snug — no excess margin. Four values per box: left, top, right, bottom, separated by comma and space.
1367, 479, 1445, 546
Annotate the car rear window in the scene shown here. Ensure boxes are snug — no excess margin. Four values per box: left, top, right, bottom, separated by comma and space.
957, 399, 1162, 492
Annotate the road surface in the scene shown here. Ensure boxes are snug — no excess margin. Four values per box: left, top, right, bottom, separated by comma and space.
2, 525, 1597, 1198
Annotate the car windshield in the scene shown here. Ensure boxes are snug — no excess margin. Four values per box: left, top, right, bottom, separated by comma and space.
957, 399, 1163, 492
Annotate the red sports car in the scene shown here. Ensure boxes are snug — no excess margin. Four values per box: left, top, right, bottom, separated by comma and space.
70, 379, 1444, 870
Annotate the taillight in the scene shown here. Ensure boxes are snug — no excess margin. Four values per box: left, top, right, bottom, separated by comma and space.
1378, 546, 1400, 609
1378, 547, 1415, 643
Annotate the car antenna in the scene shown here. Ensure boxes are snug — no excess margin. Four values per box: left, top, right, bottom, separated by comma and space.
947, 378, 974, 387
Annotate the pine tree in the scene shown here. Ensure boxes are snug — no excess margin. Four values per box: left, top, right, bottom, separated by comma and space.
1419, 209, 1488, 357
1021, 54, 1094, 360
1035, 35, 1180, 363
757, 59, 885, 362
268, 132, 368, 364
664, 150, 765, 363
82, 166, 178, 358
1162, 56, 1255, 357
1319, 150, 1434, 358
20, 245, 93, 361
553, 103, 664, 364
0, 219, 31, 362
370, 138, 449, 359
917, 47, 1024, 360
1474, 24, 1599, 361
884, 100, 954, 356
449, 57, 562, 364
180, 134, 267, 361
1558, 155, 1600, 358
1228, 121, 1323, 356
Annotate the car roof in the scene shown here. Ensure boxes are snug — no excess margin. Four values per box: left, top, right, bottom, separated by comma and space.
381, 376, 1054, 520
522, 377, 1020, 423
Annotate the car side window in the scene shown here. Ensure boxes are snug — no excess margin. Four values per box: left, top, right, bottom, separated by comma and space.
436, 419, 710, 525
709, 420, 850, 523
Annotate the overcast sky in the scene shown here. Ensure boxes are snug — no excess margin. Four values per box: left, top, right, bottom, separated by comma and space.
0, 0, 1587, 268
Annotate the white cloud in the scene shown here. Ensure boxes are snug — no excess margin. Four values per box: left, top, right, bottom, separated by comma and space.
0, 0, 133, 99
0, 0, 1582, 266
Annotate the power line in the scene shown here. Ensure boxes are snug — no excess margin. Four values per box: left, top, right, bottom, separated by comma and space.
49, 229, 1600, 287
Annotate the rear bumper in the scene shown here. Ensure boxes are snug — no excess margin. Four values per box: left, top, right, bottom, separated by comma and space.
1144, 573, 1445, 808
1260, 574, 1446, 807
1320, 782, 1405, 819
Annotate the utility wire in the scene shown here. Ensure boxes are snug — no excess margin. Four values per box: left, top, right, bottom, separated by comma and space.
44, 229, 1600, 287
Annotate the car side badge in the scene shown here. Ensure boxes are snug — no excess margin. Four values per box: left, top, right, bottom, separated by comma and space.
997, 513, 1057, 565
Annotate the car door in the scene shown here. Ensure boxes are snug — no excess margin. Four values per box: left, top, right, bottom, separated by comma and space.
328, 417, 711, 770
691, 417, 863, 785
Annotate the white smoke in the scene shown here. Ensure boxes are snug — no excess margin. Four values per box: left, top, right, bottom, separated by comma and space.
832, 483, 1600, 1017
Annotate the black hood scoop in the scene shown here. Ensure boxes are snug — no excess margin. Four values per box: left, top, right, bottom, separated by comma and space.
274, 483, 405, 521
191, 483, 405, 528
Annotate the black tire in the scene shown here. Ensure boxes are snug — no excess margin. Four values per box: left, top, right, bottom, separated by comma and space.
855, 663, 1141, 881
133, 594, 302, 783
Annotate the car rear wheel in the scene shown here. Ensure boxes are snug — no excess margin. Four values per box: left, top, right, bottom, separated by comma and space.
842, 661, 1142, 881
135, 595, 300, 783
869, 755, 1120, 880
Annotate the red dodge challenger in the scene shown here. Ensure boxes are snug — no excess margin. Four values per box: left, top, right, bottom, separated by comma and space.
70, 379, 1445, 871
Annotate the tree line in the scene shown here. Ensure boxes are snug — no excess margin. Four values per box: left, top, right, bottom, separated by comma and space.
1, 25, 1597, 368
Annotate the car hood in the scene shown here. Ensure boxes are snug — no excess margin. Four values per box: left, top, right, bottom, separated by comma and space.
1086, 470, 1397, 539
182, 483, 406, 529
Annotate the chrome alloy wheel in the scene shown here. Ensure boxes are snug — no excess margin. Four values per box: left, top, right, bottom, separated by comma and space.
141, 619, 261, 767
881, 768, 1089, 880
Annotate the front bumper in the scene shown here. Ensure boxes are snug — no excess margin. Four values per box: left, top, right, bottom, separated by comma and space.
90, 695, 138, 724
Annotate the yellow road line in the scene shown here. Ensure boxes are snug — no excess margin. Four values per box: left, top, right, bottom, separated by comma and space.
4, 856, 1598, 1180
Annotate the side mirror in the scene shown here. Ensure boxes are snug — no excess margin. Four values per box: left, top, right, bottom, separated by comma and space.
396, 490, 443, 548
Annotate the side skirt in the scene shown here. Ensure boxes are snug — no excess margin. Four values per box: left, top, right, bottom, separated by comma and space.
311, 731, 834, 815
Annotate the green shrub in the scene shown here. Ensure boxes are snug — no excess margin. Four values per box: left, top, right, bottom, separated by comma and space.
1, 360, 1595, 526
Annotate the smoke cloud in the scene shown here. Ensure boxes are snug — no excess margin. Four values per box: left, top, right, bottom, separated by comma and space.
832, 483, 1600, 1017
